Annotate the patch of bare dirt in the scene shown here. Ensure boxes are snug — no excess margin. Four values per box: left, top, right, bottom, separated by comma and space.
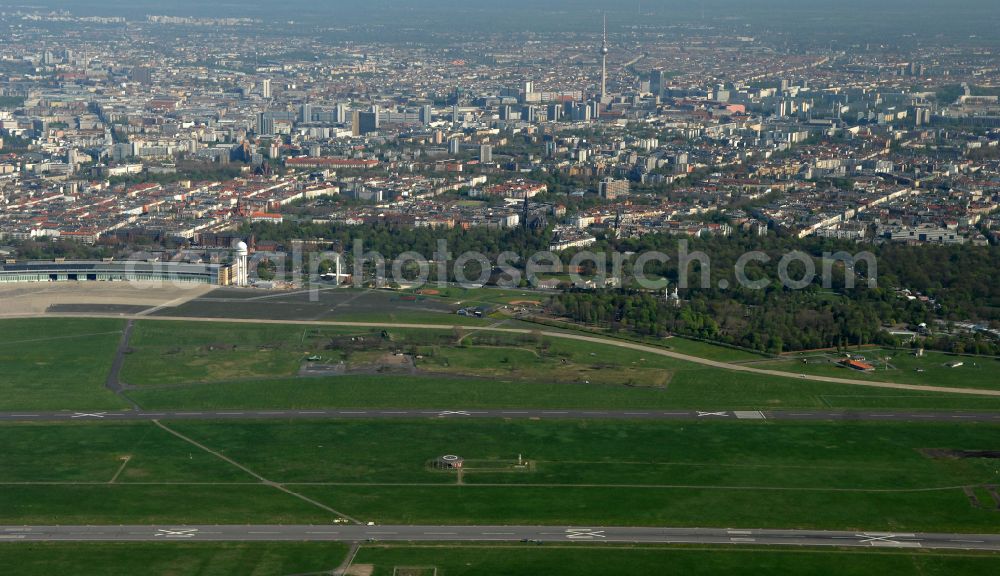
345, 564, 374, 576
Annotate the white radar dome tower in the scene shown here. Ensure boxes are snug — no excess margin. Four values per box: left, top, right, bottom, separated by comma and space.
234, 241, 249, 286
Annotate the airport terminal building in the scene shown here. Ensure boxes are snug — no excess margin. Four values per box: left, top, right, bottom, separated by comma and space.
0, 260, 235, 285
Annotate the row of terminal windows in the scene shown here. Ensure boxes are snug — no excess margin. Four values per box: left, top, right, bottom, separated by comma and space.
0, 273, 214, 284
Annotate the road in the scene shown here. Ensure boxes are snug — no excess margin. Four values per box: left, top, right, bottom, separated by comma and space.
1, 408, 999, 423
104, 319, 139, 409
37, 313, 1000, 398
1, 525, 998, 551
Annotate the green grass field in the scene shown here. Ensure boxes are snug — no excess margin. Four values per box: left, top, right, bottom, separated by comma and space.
3, 419, 999, 531
2, 314, 998, 574
659, 336, 766, 362
126, 368, 1000, 411
1, 317, 997, 412
110, 318, 1000, 411
119, 319, 987, 392
121, 320, 334, 385
351, 544, 1000, 576
136, 372, 1000, 411
408, 334, 677, 387
0, 422, 336, 524
162, 419, 1000, 489
1, 483, 335, 525
0, 318, 128, 410
3, 542, 348, 576
194, 319, 1000, 395
757, 348, 1000, 391
8, 543, 998, 576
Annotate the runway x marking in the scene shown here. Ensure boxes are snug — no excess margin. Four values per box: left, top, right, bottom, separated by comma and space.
856, 533, 915, 546
565, 528, 605, 539
71, 412, 108, 419
155, 528, 199, 538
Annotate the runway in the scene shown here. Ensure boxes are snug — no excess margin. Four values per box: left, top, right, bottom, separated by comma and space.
0, 408, 998, 423
1, 524, 999, 551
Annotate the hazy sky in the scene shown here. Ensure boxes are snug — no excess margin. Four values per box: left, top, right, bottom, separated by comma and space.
2, 0, 997, 37
7, 0, 998, 16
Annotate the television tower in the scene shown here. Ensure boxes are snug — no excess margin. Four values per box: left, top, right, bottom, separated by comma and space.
599, 14, 609, 101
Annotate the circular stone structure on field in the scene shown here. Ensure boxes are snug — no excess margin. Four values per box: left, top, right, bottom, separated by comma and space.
435, 455, 464, 469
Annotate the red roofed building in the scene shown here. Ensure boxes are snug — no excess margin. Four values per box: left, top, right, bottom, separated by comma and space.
839, 359, 875, 372
146, 99, 180, 111
248, 211, 283, 224
481, 179, 547, 199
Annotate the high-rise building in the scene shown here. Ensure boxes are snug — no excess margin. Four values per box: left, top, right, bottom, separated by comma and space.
523, 80, 534, 100
334, 103, 348, 124
420, 104, 433, 125
500, 86, 519, 100
479, 144, 493, 163
650, 69, 663, 96
299, 103, 313, 124
449, 138, 461, 155
351, 111, 360, 136
567, 102, 591, 122
544, 140, 557, 157
589, 101, 601, 120
354, 110, 379, 135
260, 78, 272, 99
914, 107, 932, 126
257, 113, 274, 135
599, 178, 629, 199
547, 104, 562, 122
132, 67, 153, 84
